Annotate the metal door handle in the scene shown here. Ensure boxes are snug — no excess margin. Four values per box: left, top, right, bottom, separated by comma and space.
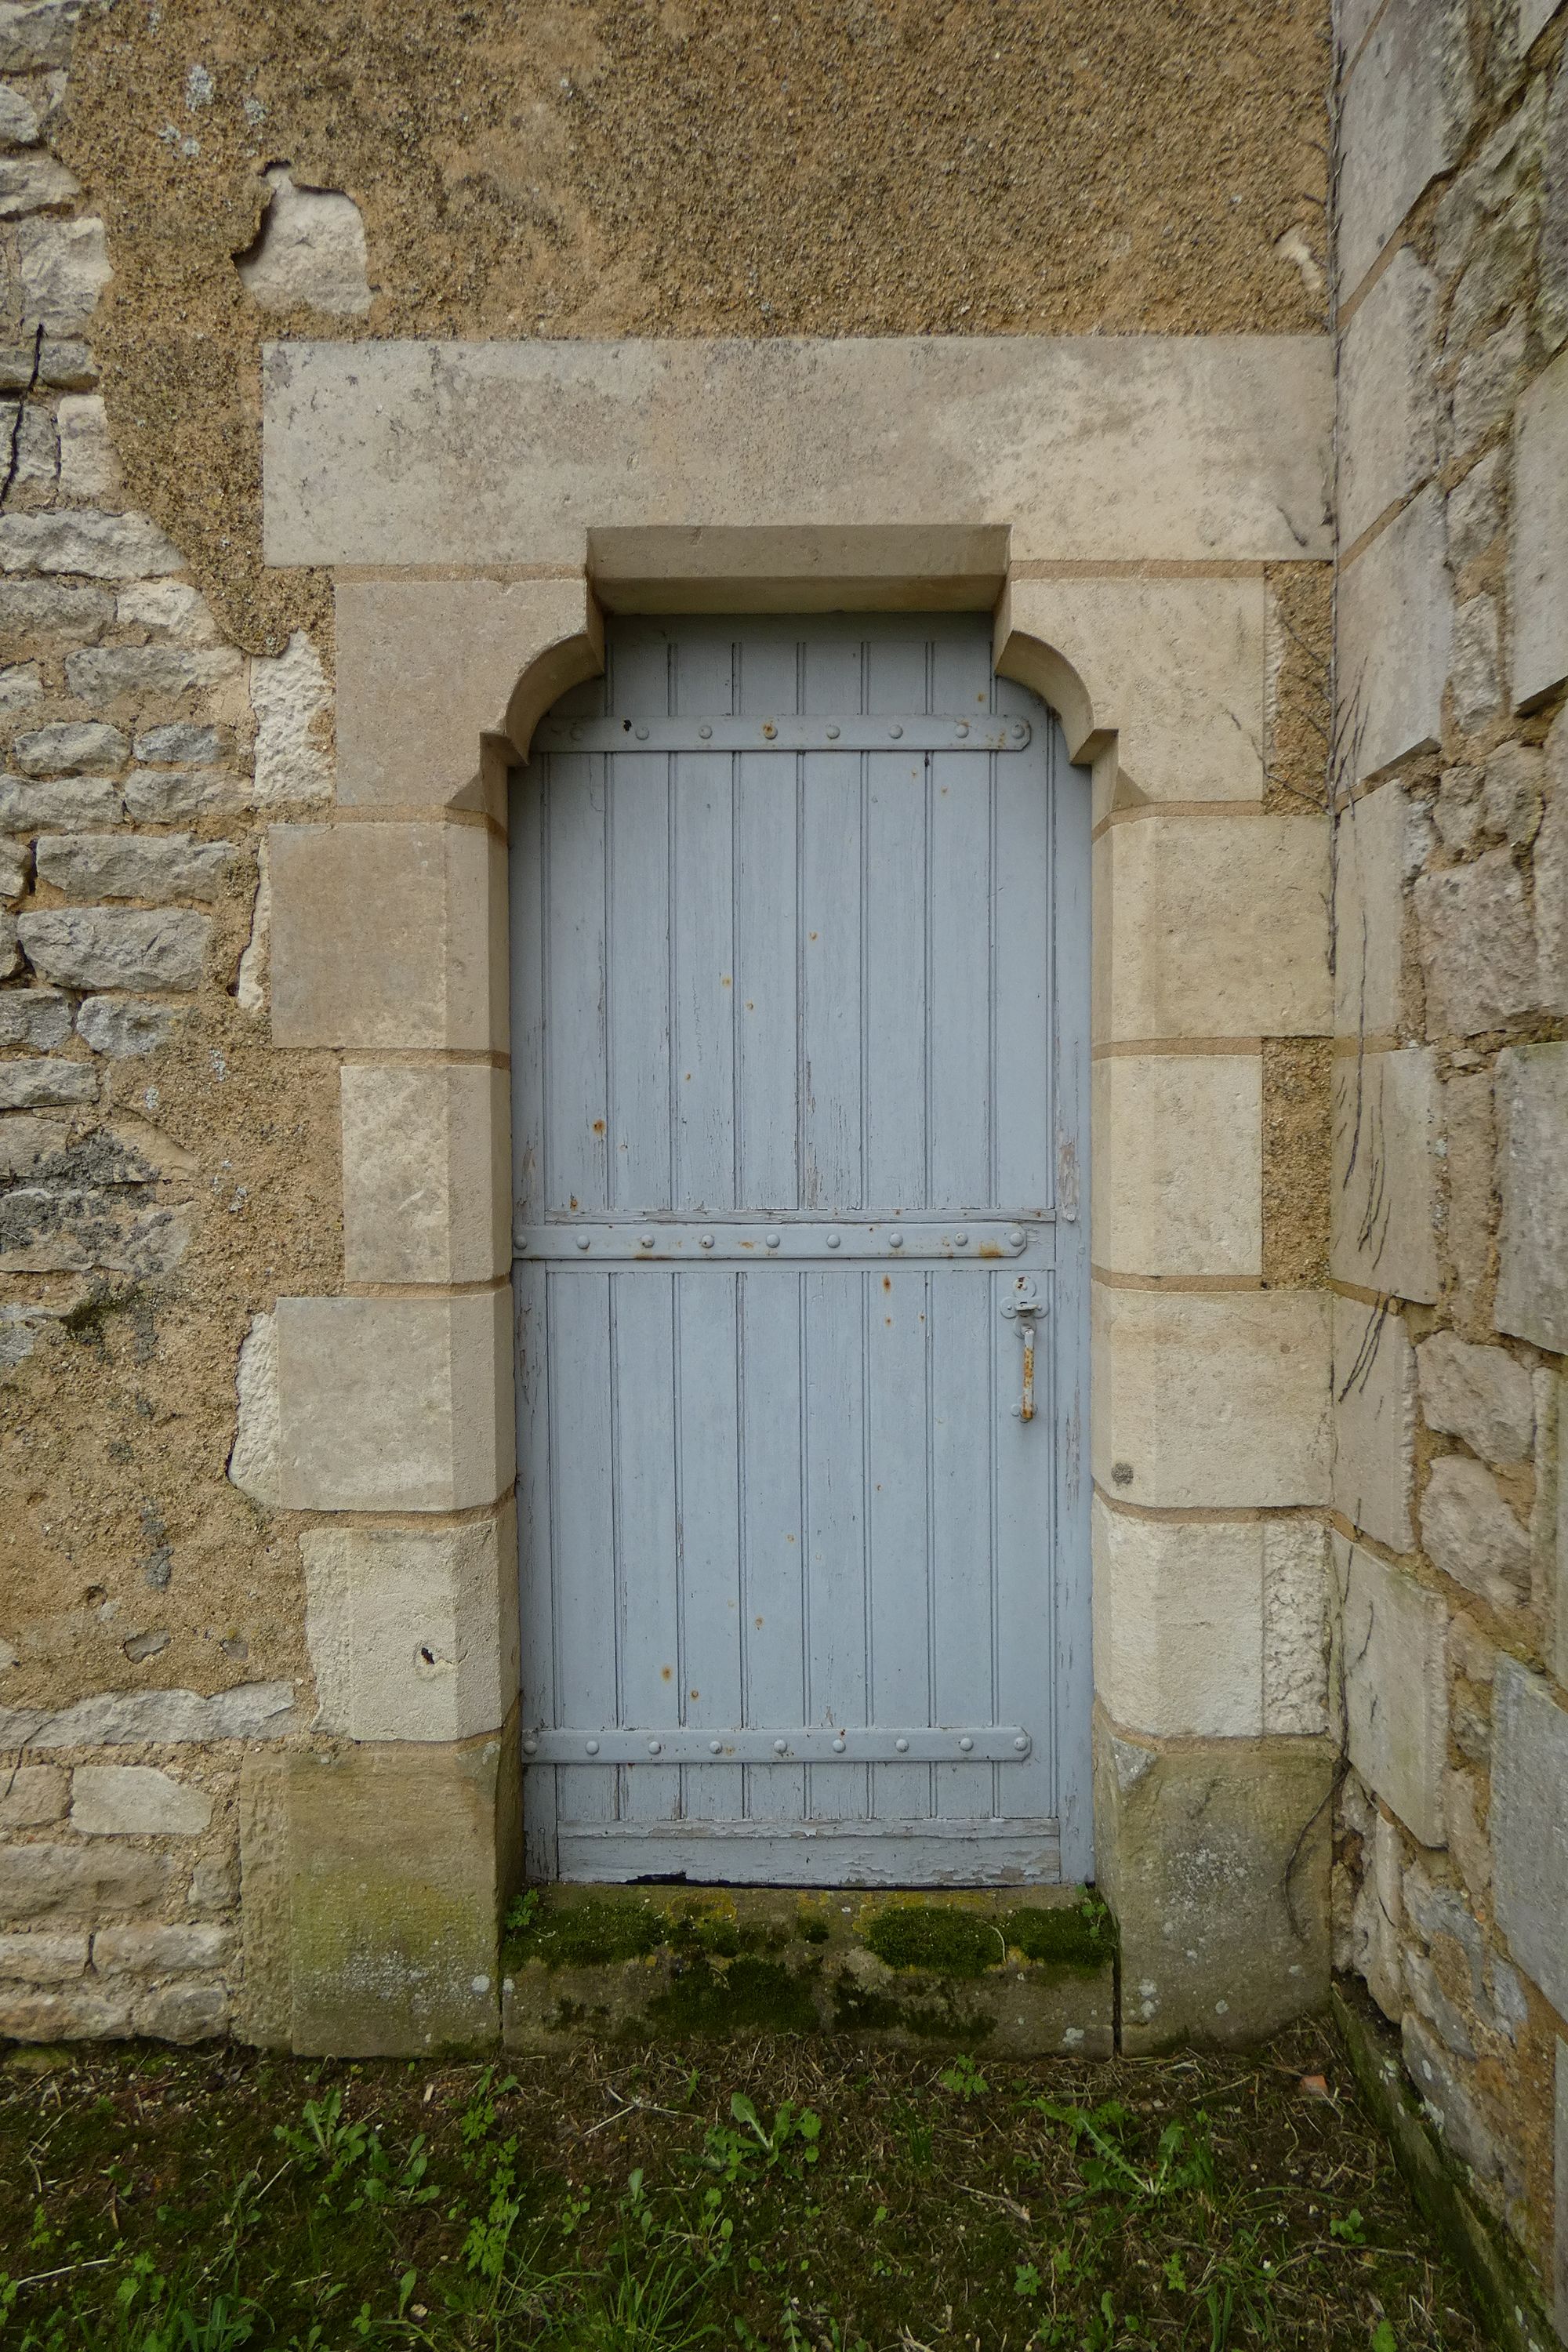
1000, 1285, 1045, 1421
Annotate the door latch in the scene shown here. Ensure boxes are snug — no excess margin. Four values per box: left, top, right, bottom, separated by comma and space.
1000, 1278, 1046, 1421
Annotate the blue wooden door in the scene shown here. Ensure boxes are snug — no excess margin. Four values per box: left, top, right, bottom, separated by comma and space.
510, 614, 1090, 1886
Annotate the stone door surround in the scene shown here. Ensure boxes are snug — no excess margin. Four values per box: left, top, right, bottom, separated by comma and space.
247, 335, 1338, 2056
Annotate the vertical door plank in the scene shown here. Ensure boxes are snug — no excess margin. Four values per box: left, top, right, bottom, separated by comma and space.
516, 1262, 557, 1876
993, 732, 1055, 1215
675, 1273, 745, 1820
929, 1267, 996, 1818
510, 765, 546, 1228
736, 1269, 808, 1823
604, 625, 677, 1215
800, 630, 864, 1210
803, 1268, 869, 1820
671, 632, 738, 1214
543, 752, 610, 1215
548, 1272, 618, 1828
992, 1266, 1056, 1822
613, 1271, 682, 1824
867, 1264, 934, 1817
735, 628, 803, 1212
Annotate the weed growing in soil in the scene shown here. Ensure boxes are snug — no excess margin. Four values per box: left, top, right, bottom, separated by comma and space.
0, 2025, 1489, 2352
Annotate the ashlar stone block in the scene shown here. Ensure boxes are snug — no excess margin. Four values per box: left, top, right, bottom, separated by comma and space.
269, 820, 506, 1052
1340, 1537, 1447, 1847
1090, 1053, 1261, 1278
1416, 1332, 1534, 1468
996, 575, 1265, 811
1492, 1657, 1568, 2021
1333, 1294, 1417, 1552
1338, 249, 1437, 547
1495, 1044, 1568, 1352
1421, 1454, 1532, 1610
1330, 1047, 1439, 1303
1091, 1286, 1330, 1509
1336, 488, 1451, 785
1334, 779, 1408, 1039
336, 575, 604, 813
1338, 0, 1471, 295
340, 1061, 510, 1286
301, 1502, 519, 1744
1095, 814, 1329, 1044
70, 1765, 212, 1838
274, 1287, 514, 1512
1513, 346, 1568, 710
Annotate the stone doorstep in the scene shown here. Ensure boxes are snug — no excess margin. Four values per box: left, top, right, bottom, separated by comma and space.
500, 1884, 1116, 2059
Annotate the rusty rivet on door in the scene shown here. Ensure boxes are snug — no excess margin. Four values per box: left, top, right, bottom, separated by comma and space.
953, 1229, 968, 1246
700, 1231, 715, 1249
640, 1231, 655, 1248
709, 1738, 722, 1754
762, 720, 777, 738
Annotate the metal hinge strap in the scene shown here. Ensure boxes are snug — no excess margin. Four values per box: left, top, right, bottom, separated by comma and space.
523, 1726, 1033, 1766
535, 715, 1032, 756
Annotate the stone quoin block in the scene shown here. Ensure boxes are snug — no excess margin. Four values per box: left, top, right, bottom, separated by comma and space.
339, 1061, 510, 1286
1094, 1722, 1333, 2053
1334, 779, 1410, 1040
995, 574, 1266, 810
1333, 1294, 1417, 1554
1092, 1499, 1272, 1738
268, 819, 507, 1051
1090, 1053, 1261, 1277
1340, 1537, 1448, 1848
1495, 1043, 1568, 1353
1338, 248, 1438, 546
1336, 488, 1452, 785
1337, 0, 1471, 295
336, 575, 604, 811
1330, 1047, 1439, 1304
1493, 1657, 1568, 2023
301, 1502, 520, 1744
274, 1287, 514, 1512
1091, 1286, 1330, 1509
1513, 346, 1568, 710
1093, 813, 1330, 1044
274, 1733, 520, 2056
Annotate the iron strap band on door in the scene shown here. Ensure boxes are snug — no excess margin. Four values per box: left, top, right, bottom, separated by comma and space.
513, 1218, 1054, 1265
533, 714, 1033, 754
522, 1726, 1034, 1766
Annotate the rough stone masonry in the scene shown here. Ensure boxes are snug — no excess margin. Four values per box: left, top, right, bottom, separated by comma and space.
0, 0, 1563, 2336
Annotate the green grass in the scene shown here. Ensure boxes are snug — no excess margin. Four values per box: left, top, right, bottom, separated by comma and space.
0, 2025, 1491, 2352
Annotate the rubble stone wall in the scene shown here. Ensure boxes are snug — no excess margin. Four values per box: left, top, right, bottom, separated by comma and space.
1330, 0, 1568, 2325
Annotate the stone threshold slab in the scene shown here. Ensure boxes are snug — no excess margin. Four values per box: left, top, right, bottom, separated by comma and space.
501, 1883, 1116, 2057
